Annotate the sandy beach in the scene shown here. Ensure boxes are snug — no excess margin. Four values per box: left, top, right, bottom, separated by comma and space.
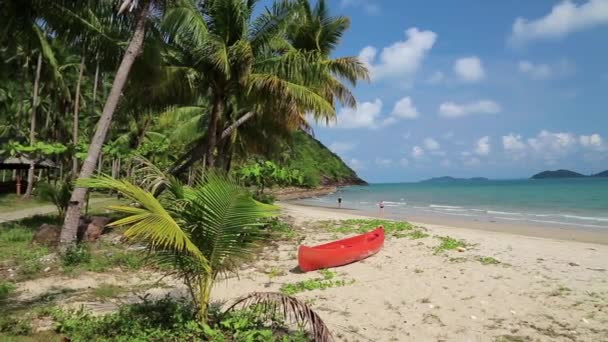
12, 202, 608, 341
211, 203, 608, 341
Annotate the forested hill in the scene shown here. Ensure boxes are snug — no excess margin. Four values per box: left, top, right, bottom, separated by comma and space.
283, 132, 366, 186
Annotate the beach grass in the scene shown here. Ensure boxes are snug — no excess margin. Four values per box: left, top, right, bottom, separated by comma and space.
433, 236, 470, 253
280, 269, 354, 295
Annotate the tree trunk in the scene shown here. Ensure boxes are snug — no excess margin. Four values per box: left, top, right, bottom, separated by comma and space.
93, 57, 100, 105
72, 55, 86, 178
205, 96, 224, 168
170, 111, 256, 177
60, 1, 150, 249
24, 52, 43, 198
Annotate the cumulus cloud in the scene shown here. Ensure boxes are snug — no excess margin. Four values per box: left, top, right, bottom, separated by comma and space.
329, 142, 356, 154
331, 97, 421, 129
580, 133, 606, 151
358, 28, 437, 80
509, 0, 608, 45
439, 100, 501, 118
424, 137, 441, 151
454, 56, 485, 82
332, 99, 383, 129
501, 131, 606, 163
475, 136, 491, 156
391, 97, 420, 119
340, 0, 380, 14
411, 146, 425, 158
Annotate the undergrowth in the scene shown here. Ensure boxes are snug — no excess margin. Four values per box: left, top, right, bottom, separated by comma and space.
280, 269, 354, 295
320, 219, 428, 239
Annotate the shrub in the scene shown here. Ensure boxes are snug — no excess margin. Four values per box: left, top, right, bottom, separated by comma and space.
62, 244, 91, 266
0, 281, 16, 301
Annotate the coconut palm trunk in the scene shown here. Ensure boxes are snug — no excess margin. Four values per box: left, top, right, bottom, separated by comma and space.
24, 52, 43, 198
72, 55, 86, 178
60, 1, 150, 248
205, 95, 224, 168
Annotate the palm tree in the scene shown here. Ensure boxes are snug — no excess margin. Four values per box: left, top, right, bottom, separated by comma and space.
60, 0, 153, 249
79, 167, 278, 322
163, 0, 368, 176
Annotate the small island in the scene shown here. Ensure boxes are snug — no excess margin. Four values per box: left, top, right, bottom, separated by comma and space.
420, 176, 490, 183
531, 169, 608, 179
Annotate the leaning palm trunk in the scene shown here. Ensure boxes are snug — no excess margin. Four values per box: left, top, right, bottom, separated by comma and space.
60, 1, 150, 249
24, 52, 43, 197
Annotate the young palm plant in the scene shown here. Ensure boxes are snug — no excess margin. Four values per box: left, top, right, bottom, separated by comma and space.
78, 169, 278, 322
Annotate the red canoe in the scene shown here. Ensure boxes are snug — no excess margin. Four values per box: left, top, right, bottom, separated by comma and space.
298, 227, 385, 272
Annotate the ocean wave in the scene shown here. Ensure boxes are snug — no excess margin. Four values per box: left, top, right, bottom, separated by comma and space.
429, 204, 462, 209
560, 215, 608, 222
487, 210, 522, 216
436, 208, 467, 212
529, 219, 606, 229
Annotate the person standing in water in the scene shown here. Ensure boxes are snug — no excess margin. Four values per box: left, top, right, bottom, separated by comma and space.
337, 197, 342, 208
378, 200, 385, 217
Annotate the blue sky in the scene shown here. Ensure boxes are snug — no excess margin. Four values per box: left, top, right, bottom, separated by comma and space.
288, 0, 608, 182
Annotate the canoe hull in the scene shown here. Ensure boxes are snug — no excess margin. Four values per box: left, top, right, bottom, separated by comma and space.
298, 227, 385, 272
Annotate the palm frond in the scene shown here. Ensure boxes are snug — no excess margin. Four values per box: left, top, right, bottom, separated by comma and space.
226, 292, 333, 342
77, 176, 209, 272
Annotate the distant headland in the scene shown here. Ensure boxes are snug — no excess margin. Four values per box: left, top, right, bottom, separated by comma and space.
531, 169, 608, 179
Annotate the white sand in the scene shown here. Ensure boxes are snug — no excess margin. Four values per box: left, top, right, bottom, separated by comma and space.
14, 202, 608, 341
211, 203, 608, 341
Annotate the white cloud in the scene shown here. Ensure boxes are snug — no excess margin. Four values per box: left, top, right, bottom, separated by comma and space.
527, 130, 578, 163
475, 136, 491, 156
518, 61, 552, 79
340, 0, 380, 14
509, 0, 608, 45
439, 100, 501, 118
426, 70, 445, 84
424, 137, 440, 151
502, 133, 527, 159
399, 158, 410, 167
358, 27, 437, 80
332, 99, 382, 129
329, 142, 356, 154
580, 133, 606, 151
454, 56, 485, 82
391, 97, 420, 119
411, 146, 425, 158
440, 159, 452, 167
375, 158, 393, 167
518, 59, 574, 79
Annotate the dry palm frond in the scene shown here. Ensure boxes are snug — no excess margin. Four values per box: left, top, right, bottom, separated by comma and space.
226, 292, 333, 342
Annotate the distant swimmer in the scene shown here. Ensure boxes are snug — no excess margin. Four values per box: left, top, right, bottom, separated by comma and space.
338, 197, 342, 208
379, 200, 385, 217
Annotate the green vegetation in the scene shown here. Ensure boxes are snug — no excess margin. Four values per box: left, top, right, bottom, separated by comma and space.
266, 218, 299, 241
0, 297, 310, 341
0, 194, 50, 213
319, 219, 428, 239
282, 132, 364, 187
476, 256, 502, 265
0, 281, 16, 301
434, 236, 470, 253
91, 283, 124, 301
280, 270, 354, 295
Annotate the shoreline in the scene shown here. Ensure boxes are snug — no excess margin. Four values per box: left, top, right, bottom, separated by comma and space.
283, 201, 608, 245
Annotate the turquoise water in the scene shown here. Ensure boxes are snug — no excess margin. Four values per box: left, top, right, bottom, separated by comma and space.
296, 178, 608, 229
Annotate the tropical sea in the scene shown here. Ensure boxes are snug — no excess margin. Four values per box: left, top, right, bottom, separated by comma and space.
295, 178, 608, 230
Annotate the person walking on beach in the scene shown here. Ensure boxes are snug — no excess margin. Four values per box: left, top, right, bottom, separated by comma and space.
337, 197, 342, 208
378, 200, 384, 217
